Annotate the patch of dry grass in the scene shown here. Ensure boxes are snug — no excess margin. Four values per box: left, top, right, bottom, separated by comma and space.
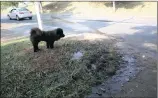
1, 36, 123, 98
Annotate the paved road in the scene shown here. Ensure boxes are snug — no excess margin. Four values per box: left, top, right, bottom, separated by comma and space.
1, 14, 156, 57
1, 13, 157, 97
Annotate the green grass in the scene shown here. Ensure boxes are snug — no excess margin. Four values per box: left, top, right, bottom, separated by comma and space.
1, 37, 123, 98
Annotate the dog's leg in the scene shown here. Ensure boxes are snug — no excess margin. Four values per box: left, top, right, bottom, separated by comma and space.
46, 42, 50, 49
32, 41, 40, 52
50, 41, 54, 49
33, 44, 38, 52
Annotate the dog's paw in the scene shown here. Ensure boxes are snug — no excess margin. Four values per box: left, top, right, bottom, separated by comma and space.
37, 49, 41, 51
34, 49, 41, 52
34, 50, 38, 52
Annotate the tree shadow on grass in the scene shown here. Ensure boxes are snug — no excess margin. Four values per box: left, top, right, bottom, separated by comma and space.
104, 1, 144, 9
43, 2, 74, 13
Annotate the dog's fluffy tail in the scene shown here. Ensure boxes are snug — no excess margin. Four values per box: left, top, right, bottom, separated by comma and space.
30, 28, 42, 36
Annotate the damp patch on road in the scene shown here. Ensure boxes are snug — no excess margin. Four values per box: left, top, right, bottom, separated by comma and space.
87, 54, 144, 98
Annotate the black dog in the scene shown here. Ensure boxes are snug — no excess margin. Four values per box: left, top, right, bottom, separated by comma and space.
30, 28, 65, 52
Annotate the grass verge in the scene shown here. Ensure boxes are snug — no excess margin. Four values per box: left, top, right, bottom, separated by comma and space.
1, 36, 123, 98
43, 2, 157, 17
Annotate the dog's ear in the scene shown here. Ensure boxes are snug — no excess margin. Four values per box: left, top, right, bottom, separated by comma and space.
56, 28, 65, 37
56, 28, 63, 35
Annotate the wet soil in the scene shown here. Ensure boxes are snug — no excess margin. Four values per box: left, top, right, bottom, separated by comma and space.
86, 40, 157, 98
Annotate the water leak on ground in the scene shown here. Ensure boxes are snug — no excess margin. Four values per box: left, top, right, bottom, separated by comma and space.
72, 51, 84, 60
87, 54, 144, 98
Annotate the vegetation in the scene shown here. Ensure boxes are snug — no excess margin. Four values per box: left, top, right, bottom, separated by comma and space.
1, 1, 156, 16
1, 36, 123, 98
42, 2, 156, 17
1, 2, 19, 9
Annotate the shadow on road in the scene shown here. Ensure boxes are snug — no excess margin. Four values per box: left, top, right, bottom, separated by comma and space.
128, 26, 157, 43
120, 25, 157, 58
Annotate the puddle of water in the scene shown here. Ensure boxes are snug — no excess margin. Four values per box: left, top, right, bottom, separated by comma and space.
72, 51, 83, 60
87, 55, 144, 98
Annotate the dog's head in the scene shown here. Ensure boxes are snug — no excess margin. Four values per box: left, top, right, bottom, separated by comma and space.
56, 28, 65, 38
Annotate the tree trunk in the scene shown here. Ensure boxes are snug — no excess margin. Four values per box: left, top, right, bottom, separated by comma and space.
34, 2, 43, 30
113, 1, 116, 12
40, 1, 43, 13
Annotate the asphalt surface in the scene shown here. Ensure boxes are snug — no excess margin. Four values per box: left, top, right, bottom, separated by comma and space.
1, 13, 157, 97
1, 14, 157, 57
